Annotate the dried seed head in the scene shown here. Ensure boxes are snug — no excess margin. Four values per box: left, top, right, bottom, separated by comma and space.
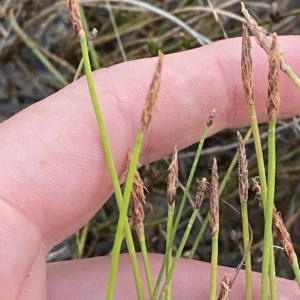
87, 28, 98, 46
126, 153, 148, 236
195, 178, 208, 209
237, 132, 249, 203
267, 33, 281, 119
241, 23, 254, 105
207, 109, 216, 127
252, 177, 262, 206
217, 275, 231, 300
209, 158, 219, 237
66, 0, 83, 38
241, 2, 288, 72
273, 207, 296, 265
167, 145, 179, 205
130, 169, 148, 236
141, 51, 163, 131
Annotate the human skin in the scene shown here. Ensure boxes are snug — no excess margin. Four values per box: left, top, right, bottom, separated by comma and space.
0, 36, 300, 299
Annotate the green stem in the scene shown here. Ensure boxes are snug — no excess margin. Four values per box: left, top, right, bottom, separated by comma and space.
164, 203, 175, 299
292, 257, 300, 290
152, 125, 210, 299
261, 116, 277, 299
138, 228, 154, 297
209, 235, 219, 300
241, 203, 252, 300
157, 210, 199, 300
107, 130, 145, 300
188, 127, 253, 259
79, 31, 144, 300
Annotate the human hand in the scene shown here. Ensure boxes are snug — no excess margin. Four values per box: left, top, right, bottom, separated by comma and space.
1, 36, 300, 300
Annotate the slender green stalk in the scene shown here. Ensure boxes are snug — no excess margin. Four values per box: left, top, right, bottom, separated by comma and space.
152, 110, 215, 299
237, 131, 252, 299
78, 30, 144, 300
80, 6, 100, 70
138, 229, 154, 297
164, 202, 175, 300
75, 222, 90, 259
241, 203, 252, 299
292, 258, 300, 289
188, 127, 252, 259
208, 158, 219, 300
261, 116, 277, 300
107, 51, 163, 300
157, 209, 199, 300
209, 235, 219, 300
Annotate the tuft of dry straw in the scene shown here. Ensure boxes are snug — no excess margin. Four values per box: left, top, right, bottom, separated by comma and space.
217, 275, 231, 300
66, 0, 83, 38
267, 33, 281, 119
237, 132, 249, 203
273, 207, 296, 266
126, 153, 148, 236
195, 178, 208, 210
167, 145, 179, 205
209, 158, 219, 237
241, 23, 254, 105
207, 109, 216, 127
141, 51, 163, 131
241, 2, 287, 73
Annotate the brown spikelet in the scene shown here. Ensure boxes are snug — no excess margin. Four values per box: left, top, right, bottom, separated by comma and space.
126, 153, 148, 236
267, 33, 281, 119
141, 51, 163, 131
217, 275, 231, 300
66, 0, 83, 38
273, 208, 296, 266
167, 145, 179, 205
207, 109, 216, 127
195, 178, 208, 210
252, 177, 262, 205
87, 28, 98, 46
241, 2, 291, 74
241, 23, 254, 105
209, 158, 219, 237
237, 132, 249, 203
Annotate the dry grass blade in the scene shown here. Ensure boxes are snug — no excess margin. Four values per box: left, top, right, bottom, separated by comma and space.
241, 23, 254, 105
217, 275, 231, 300
267, 33, 281, 119
209, 158, 219, 237
167, 145, 179, 205
141, 50, 163, 131
237, 131, 249, 203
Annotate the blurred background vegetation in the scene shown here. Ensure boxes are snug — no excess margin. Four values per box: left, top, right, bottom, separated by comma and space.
1, 0, 300, 282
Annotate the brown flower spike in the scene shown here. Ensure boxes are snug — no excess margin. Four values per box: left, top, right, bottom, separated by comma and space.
66, 0, 83, 38
267, 33, 281, 119
237, 131, 249, 203
209, 158, 219, 237
167, 145, 179, 205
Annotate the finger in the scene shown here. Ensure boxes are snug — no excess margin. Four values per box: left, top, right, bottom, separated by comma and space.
46, 253, 298, 300
1, 36, 299, 249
